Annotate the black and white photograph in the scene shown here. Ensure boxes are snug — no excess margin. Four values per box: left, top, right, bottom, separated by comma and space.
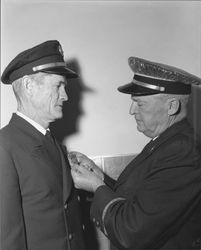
1, 1, 201, 250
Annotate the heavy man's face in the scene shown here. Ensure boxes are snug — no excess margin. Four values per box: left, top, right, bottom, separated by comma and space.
30, 73, 68, 125
129, 94, 170, 138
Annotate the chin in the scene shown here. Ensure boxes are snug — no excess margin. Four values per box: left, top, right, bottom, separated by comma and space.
137, 125, 144, 133
53, 112, 63, 120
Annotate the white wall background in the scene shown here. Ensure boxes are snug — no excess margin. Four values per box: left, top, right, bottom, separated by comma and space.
1, 0, 201, 157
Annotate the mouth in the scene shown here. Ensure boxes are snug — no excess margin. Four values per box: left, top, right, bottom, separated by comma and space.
56, 104, 63, 109
135, 119, 142, 125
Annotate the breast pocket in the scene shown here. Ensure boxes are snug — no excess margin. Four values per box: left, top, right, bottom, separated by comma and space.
15, 146, 63, 203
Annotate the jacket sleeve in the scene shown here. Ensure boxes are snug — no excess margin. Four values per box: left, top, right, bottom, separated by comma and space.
90, 138, 201, 250
0, 145, 27, 250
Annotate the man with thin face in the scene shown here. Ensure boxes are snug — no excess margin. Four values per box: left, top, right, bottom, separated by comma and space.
68, 57, 201, 250
0, 40, 86, 250
20, 73, 68, 126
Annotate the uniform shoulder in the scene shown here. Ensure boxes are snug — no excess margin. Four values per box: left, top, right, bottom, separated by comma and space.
155, 131, 199, 167
0, 123, 16, 148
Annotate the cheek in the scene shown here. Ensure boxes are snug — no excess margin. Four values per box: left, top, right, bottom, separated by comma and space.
43, 95, 52, 106
146, 107, 167, 127
139, 107, 151, 120
139, 107, 158, 127
45, 90, 57, 103
35, 92, 54, 111
141, 114, 153, 128
48, 93, 60, 111
32, 92, 46, 108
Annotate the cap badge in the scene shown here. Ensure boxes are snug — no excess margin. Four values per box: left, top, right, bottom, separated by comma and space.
58, 45, 64, 57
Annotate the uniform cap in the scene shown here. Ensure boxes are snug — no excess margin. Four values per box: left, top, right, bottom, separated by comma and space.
118, 57, 201, 96
1, 40, 78, 84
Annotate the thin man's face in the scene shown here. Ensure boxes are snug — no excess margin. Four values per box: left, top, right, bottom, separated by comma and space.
32, 73, 68, 123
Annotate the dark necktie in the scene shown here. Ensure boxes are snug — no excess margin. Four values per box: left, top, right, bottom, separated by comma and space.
45, 130, 61, 159
141, 139, 157, 155
45, 130, 55, 144
45, 130, 62, 172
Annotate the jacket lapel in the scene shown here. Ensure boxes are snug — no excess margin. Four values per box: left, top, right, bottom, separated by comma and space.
116, 139, 155, 187
10, 113, 73, 204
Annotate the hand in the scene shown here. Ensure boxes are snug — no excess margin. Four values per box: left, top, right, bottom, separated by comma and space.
68, 151, 104, 181
71, 164, 105, 192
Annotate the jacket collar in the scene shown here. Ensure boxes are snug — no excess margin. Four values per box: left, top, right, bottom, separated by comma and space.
9, 113, 45, 146
149, 118, 192, 153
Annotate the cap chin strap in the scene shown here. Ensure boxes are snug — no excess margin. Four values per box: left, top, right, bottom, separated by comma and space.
132, 79, 165, 92
33, 62, 66, 71
133, 74, 191, 94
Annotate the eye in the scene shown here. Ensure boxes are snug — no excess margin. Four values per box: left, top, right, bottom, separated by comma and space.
55, 83, 61, 89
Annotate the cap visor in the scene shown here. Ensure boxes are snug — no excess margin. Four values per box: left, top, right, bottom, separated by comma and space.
42, 66, 78, 78
118, 82, 159, 96
118, 82, 135, 94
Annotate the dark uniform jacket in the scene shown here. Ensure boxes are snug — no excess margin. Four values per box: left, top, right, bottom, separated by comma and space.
0, 114, 86, 250
91, 119, 201, 250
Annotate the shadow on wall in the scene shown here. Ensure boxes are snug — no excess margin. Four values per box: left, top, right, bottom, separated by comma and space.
50, 58, 102, 250
50, 58, 94, 143
187, 85, 201, 143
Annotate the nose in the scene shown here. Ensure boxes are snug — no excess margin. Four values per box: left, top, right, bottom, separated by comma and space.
60, 86, 68, 101
129, 101, 137, 115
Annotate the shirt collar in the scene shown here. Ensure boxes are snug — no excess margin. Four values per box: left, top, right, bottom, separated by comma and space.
16, 111, 47, 135
152, 136, 158, 141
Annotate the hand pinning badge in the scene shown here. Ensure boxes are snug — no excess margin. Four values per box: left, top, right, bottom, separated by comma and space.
68, 152, 94, 172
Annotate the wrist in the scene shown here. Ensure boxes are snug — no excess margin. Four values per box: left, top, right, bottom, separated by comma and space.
92, 180, 105, 192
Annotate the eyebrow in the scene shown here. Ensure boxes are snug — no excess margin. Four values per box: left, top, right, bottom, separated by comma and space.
131, 97, 147, 104
131, 97, 140, 101
59, 80, 67, 86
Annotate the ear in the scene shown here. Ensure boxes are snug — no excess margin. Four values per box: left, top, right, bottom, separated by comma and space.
22, 76, 33, 96
167, 98, 180, 115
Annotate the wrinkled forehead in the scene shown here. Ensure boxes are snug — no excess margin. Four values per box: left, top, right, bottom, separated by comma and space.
41, 72, 68, 84
131, 93, 167, 103
131, 94, 155, 101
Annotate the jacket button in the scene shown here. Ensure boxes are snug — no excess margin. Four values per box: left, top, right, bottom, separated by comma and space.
96, 221, 100, 227
68, 233, 73, 241
64, 204, 68, 210
92, 218, 96, 223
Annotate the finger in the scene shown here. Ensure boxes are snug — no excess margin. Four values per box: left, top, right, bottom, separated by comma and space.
70, 151, 90, 163
75, 164, 95, 175
79, 162, 94, 172
71, 165, 82, 174
85, 165, 94, 172
69, 151, 84, 159
68, 152, 80, 165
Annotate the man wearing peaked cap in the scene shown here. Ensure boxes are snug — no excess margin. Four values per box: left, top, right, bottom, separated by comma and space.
118, 56, 201, 95
67, 57, 201, 250
0, 40, 86, 250
1, 40, 78, 84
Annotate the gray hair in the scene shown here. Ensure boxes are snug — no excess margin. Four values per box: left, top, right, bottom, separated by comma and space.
12, 78, 24, 107
160, 93, 189, 118
12, 73, 47, 110
162, 93, 189, 107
